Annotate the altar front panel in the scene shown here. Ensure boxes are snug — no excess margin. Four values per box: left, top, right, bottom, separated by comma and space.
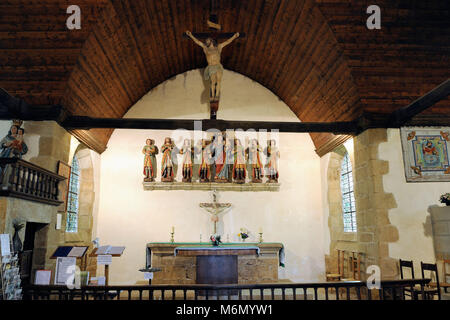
147, 243, 282, 284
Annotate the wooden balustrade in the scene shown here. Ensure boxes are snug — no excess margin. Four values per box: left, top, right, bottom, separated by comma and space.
0, 158, 66, 206
22, 279, 433, 301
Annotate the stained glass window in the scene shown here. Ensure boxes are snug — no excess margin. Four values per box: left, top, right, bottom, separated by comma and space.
66, 155, 80, 233
340, 152, 357, 233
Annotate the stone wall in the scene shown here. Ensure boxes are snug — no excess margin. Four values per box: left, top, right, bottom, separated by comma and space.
323, 129, 401, 280
353, 129, 399, 280
0, 121, 98, 281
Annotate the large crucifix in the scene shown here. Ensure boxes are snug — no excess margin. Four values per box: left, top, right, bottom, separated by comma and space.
199, 189, 231, 235
184, 1, 245, 119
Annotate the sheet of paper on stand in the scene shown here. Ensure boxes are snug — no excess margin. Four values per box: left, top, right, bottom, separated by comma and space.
35, 270, 52, 285
109, 246, 125, 255
0, 234, 11, 256
55, 257, 76, 285
96, 245, 112, 255
67, 246, 88, 257
97, 254, 112, 265
144, 272, 153, 280
90, 276, 106, 285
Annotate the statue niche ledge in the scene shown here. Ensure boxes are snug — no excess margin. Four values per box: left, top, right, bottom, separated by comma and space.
142, 181, 280, 192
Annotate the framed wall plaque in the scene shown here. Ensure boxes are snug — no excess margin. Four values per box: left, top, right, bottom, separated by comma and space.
400, 127, 450, 182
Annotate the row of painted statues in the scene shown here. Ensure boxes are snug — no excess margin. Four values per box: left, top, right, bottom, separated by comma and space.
142, 135, 280, 184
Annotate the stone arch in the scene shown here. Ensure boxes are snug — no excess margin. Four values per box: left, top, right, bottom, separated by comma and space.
324, 145, 360, 277
64, 144, 97, 275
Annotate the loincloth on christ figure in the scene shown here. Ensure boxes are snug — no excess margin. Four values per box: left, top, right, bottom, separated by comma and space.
204, 64, 224, 81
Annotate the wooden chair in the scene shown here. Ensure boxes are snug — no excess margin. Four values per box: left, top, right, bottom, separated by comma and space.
349, 251, 361, 280
420, 262, 441, 300
428, 259, 450, 294
326, 249, 343, 281
340, 250, 357, 281
441, 259, 450, 293
399, 259, 415, 298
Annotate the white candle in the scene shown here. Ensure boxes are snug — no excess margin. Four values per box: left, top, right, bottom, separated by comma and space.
259, 227, 263, 233
172, 226, 175, 233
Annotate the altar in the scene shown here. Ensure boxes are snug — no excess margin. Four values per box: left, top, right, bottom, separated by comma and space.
146, 243, 284, 285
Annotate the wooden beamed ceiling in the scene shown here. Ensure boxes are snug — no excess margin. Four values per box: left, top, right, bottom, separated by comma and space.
0, 0, 449, 153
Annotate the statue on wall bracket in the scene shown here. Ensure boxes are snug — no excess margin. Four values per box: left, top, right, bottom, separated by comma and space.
161, 137, 175, 182
246, 139, 263, 183
212, 133, 228, 183
198, 139, 212, 183
180, 139, 194, 183
142, 139, 158, 182
232, 138, 246, 184
265, 140, 280, 183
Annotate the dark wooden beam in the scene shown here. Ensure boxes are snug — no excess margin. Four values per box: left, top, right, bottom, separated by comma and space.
0, 88, 67, 122
61, 116, 358, 134
388, 78, 450, 127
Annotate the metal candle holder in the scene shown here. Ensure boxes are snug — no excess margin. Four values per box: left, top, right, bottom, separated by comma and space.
170, 231, 175, 243
259, 232, 263, 243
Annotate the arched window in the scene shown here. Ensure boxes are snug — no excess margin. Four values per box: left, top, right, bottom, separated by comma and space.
66, 155, 80, 232
340, 152, 357, 233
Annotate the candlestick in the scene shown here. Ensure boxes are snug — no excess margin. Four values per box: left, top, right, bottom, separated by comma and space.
170, 229, 175, 243
258, 232, 263, 244
200, 234, 202, 243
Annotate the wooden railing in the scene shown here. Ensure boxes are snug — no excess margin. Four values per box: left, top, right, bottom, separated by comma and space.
0, 158, 66, 206
23, 279, 433, 301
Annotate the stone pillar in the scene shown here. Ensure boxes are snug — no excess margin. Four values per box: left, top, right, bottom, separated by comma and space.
429, 206, 450, 260
22, 121, 72, 274
24, 121, 71, 171
353, 129, 399, 280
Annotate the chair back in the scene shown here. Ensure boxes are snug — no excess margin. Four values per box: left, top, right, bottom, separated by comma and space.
443, 259, 450, 284
399, 259, 415, 279
421, 262, 441, 300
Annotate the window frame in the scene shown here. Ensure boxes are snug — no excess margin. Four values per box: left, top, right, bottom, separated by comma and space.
340, 152, 357, 233
66, 155, 80, 233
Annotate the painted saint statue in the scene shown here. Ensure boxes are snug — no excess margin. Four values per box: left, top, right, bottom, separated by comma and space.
161, 137, 175, 182
199, 139, 212, 182
265, 139, 280, 183
246, 139, 263, 183
232, 139, 246, 184
0, 124, 28, 159
142, 139, 158, 182
212, 134, 228, 183
180, 139, 194, 182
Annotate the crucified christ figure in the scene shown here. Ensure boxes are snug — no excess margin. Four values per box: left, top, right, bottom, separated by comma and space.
186, 31, 239, 102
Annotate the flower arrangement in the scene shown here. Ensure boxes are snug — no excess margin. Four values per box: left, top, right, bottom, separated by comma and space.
238, 228, 250, 242
210, 234, 222, 246
440, 193, 450, 206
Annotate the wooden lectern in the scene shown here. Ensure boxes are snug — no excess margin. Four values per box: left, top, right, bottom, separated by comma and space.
89, 248, 124, 286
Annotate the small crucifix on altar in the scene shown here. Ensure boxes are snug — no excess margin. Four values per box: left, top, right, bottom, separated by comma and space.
184, 1, 245, 119
199, 189, 231, 235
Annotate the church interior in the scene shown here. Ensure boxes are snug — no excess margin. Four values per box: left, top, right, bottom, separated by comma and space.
0, 0, 449, 302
